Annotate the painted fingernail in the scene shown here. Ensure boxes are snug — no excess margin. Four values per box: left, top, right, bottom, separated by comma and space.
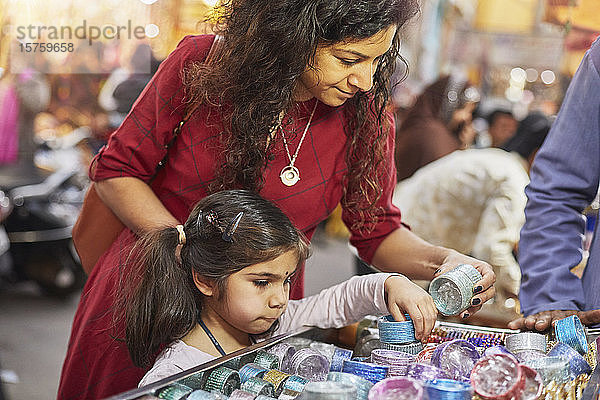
462, 312, 470, 319
473, 286, 483, 294
471, 297, 481, 306
434, 268, 442, 275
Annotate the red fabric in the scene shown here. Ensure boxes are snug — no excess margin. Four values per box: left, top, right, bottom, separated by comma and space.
58, 34, 402, 399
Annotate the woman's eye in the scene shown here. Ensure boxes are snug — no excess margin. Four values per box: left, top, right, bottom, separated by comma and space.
340, 58, 359, 66
253, 280, 270, 288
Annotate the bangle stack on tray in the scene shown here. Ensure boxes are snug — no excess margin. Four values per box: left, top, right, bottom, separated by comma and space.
142, 317, 597, 400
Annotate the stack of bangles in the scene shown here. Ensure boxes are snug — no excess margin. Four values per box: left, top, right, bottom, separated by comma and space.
327, 371, 373, 400
504, 332, 547, 363
240, 377, 275, 397
289, 348, 330, 381
406, 362, 448, 382
424, 379, 472, 400
204, 366, 241, 396
370, 349, 416, 376
253, 351, 280, 370
547, 342, 592, 377
157, 383, 193, 400
341, 359, 389, 384
470, 353, 524, 399
554, 315, 589, 355
261, 369, 290, 397
378, 314, 424, 355
302, 381, 357, 399
238, 363, 268, 383
523, 356, 570, 384
266, 343, 296, 373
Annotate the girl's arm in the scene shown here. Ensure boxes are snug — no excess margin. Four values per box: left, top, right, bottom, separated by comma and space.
274, 273, 437, 341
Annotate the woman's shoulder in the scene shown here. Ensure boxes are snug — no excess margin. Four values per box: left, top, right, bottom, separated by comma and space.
168, 34, 217, 64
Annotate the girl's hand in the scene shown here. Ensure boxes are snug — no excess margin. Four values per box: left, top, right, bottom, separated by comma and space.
384, 275, 438, 341
434, 251, 496, 319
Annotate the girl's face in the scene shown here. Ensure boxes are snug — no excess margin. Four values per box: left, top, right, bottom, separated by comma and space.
206, 250, 298, 335
294, 25, 397, 107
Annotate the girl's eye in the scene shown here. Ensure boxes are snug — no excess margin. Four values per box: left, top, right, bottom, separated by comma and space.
253, 280, 270, 288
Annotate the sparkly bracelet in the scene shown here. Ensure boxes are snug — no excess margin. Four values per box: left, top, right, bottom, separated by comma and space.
327, 371, 373, 400
368, 376, 424, 400
289, 348, 330, 381
187, 389, 229, 400
547, 342, 592, 377
518, 365, 544, 400
554, 315, 589, 355
266, 343, 296, 374
378, 315, 416, 344
254, 350, 280, 370
157, 383, 193, 400
341, 359, 389, 384
406, 363, 447, 382
303, 381, 357, 398
177, 371, 206, 390
228, 389, 255, 400
203, 366, 240, 396
523, 356, 570, 384
239, 363, 268, 384
261, 369, 290, 397
380, 341, 424, 355
429, 264, 482, 316
505, 332, 547, 353
431, 339, 480, 381
329, 347, 353, 372
240, 377, 274, 397
470, 354, 522, 400
424, 378, 472, 400
277, 388, 301, 399
281, 374, 309, 393
370, 349, 416, 377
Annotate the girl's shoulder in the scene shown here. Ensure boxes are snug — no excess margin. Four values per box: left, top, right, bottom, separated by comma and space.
138, 340, 216, 387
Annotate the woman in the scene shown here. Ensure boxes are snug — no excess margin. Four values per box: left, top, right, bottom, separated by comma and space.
58, 1, 495, 398
394, 74, 479, 181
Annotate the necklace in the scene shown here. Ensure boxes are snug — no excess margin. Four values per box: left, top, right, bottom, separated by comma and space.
279, 101, 318, 186
197, 314, 227, 356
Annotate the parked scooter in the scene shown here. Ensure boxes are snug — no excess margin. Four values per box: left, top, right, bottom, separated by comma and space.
0, 128, 89, 297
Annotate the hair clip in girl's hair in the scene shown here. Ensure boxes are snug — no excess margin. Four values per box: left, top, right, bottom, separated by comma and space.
222, 212, 243, 242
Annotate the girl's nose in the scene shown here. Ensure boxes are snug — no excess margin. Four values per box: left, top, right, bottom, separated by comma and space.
268, 285, 287, 309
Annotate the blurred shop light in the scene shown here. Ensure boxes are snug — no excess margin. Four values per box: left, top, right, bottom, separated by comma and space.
522, 90, 535, 105
202, 0, 219, 6
145, 23, 160, 38
505, 86, 524, 102
504, 298, 517, 309
540, 70, 556, 84
139, 0, 158, 4
525, 68, 539, 82
510, 67, 527, 83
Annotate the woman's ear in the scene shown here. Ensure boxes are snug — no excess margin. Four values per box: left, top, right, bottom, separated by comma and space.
192, 270, 215, 297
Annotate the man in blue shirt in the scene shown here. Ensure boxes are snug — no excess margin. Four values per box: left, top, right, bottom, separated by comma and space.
508, 38, 600, 330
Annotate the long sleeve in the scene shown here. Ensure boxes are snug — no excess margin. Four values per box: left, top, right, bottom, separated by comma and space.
273, 273, 391, 335
518, 38, 600, 316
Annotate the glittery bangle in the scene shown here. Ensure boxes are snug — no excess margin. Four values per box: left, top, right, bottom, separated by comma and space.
513, 349, 545, 363
254, 350, 280, 370
432, 339, 480, 381
367, 376, 424, 400
416, 344, 438, 363
157, 383, 193, 400
310, 342, 336, 360
289, 348, 330, 381
554, 315, 589, 355
187, 389, 229, 400
329, 347, 353, 372
523, 356, 570, 384
353, 334, 381, 358
518, 365, 543, 400
266, 343, 296, 374
547, 342, 592, 377
262, 369, 290, 397
341, 360, 389, 384
327, 371, 373, 400
380, 341, 424, 355
470, 354, 523, 400
505, 332, 547, 353
177, 371, 206, 390
254, 396, 277, 400
240, 377, 274, 397
283, 337, 312, 350
302, 381, 357, 398
239, 363, 268, 384
483, 345, 513, 358
378, 315, 416, 344
429, 264, 482, 316
282, 375, 309, 393
370, 349, 416, 377
228, 389, 255, 400
204, 366, 241, 396
424, 378, 472, 400
406, 363, 447, 382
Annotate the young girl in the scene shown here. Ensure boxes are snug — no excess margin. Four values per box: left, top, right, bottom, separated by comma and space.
121, 190, 438, 386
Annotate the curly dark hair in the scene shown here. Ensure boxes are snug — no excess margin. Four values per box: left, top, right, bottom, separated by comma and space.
182, 0, 419, 232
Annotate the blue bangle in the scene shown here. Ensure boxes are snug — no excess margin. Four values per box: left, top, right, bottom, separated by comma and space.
547, 342, 592, 377
341, 359, 389, 384
327, 371, 373, 400
157, 383, 194, 400
554, 315, 589, 355
424, 378, 472, 400
378, 315, 416, 344
238, 363, 268, 384
329, 347, 353, 372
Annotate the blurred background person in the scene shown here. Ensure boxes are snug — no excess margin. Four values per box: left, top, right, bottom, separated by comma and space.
394, 74, 480, 181
486, 108, 519, 147
392, 112, 551, 319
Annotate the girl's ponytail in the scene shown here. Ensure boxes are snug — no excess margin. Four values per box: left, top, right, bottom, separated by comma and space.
121, 226, 198, 368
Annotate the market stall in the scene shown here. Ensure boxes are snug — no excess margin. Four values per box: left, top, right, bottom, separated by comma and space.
107, 318, 600, 400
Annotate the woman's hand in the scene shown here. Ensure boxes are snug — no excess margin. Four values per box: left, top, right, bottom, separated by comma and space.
508, 309, 600, 331
384, 275, 438, 341
434, 250, 496, 320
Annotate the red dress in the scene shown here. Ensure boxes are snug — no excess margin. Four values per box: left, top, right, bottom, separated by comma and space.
58, 35, 402, 399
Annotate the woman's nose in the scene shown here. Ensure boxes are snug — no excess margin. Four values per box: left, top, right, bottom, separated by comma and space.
348, 63, 374, 92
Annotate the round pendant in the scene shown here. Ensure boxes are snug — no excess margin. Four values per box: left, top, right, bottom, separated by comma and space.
280, 165, 300, 186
